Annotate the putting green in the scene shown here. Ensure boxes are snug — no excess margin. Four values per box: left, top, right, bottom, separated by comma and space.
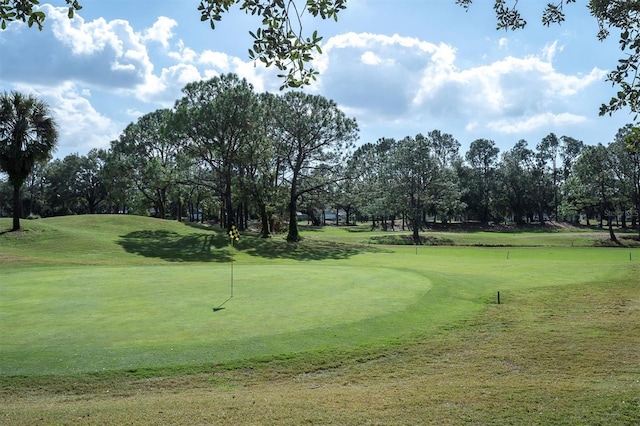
1, 264, 431, 375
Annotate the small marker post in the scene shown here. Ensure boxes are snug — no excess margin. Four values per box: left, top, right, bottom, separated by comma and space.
497, 291, 501, 304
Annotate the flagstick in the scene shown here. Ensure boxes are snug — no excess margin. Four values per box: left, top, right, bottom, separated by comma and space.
230, 238, 234, 299
228, 226, 240, 300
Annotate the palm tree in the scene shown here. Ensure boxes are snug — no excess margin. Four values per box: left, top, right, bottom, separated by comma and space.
0, 91, 58, 231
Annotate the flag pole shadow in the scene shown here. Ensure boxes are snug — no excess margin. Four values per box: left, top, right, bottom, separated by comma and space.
213, 296, 233, 312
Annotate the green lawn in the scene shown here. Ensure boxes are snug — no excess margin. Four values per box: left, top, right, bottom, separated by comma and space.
1, 216, 639, 424
1, 215, 630, 376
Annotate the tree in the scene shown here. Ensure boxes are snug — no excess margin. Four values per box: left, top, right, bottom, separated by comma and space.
174, 73, 262, 230
0, 91, 58, 231
427, 130, 465, 223
464, 139, 499, 224
573, 144, 619, 242
22, 161, 46, 217
266, 91, 358, 242
386, 134, 436, 243
76, 149, 108, 214
111, 109, 181, 219
496, 139, 535, 225
609, 124, 640, 233
235, 94, 287, 237
0, 176, 11, 217
101, 148, 136, 214
43, 153, 84, 215
559, 136, 585, 183
537, 133, 560, 220
345, 138, 396, 229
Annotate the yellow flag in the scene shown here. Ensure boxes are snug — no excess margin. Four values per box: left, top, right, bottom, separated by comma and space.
229, 225, 240, 241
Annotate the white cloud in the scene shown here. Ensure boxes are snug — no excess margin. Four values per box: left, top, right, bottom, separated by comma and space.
360, 50, 393, 65
125, 108, 143, 118
541, 41, 562, 63
13, 82, 120, 155
487, 112, 586, 134
314, 31, 607, 139
198, 50, 232, 70
141, 16, 177, 48
169, 40, 198, 63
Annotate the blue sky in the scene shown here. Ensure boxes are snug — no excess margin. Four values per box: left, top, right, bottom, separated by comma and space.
0, 0, 632, 158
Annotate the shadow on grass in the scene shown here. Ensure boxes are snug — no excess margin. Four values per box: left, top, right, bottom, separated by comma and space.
244, 237, 387, 261
117, 230, 231, 262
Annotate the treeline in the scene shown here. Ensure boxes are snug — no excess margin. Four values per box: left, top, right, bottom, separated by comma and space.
1, 73, 639, 243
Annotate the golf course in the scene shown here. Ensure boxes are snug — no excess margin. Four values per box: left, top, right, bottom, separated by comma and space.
1, 215, 639, 424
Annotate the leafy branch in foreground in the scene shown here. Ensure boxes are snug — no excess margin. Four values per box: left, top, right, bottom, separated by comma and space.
0, 0, 81, 30
197, 0, 346, 89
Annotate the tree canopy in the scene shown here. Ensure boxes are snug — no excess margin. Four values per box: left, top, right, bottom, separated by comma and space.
4, 73, 640, 243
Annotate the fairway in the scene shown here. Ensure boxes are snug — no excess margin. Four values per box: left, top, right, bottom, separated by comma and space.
1, 263, 430, 375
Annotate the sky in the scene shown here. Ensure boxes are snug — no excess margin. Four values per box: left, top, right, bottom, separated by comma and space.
0, 0, 634, 158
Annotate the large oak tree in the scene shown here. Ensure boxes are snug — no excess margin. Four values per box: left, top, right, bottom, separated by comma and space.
265, 91, 358, 242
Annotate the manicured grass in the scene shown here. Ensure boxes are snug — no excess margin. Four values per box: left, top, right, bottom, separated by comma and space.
1, 263, 431, 375
1, 216, 639, 424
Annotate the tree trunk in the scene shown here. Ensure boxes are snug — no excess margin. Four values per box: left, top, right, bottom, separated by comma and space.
12, 184, 21, 231
412, 209, 421, 244
608, 217, 619, 243
287, 200, 299, 241
636, 202, 640, 238
259, 203, 271, 238
223, 177, 233, 231
286, 177, 300, 242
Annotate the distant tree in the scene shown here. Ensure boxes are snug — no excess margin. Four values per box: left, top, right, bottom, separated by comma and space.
0, 176, 11, 217
427, 130, 465, 223
345, 138, 396, 229
23, 162, 47, 217
559, 136, 584, 183
77, 149, 108, 214
101, 148, 136, 214
0, 91, 58, 231
43, 154, 84, 215
496, 139, 535, 225
464, 139, 499, 224
111, 109, 181, 219
386, 134, 436, 243
609, 124, 640, 232
536, 133, 560, 220
573, 144, 619, 242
